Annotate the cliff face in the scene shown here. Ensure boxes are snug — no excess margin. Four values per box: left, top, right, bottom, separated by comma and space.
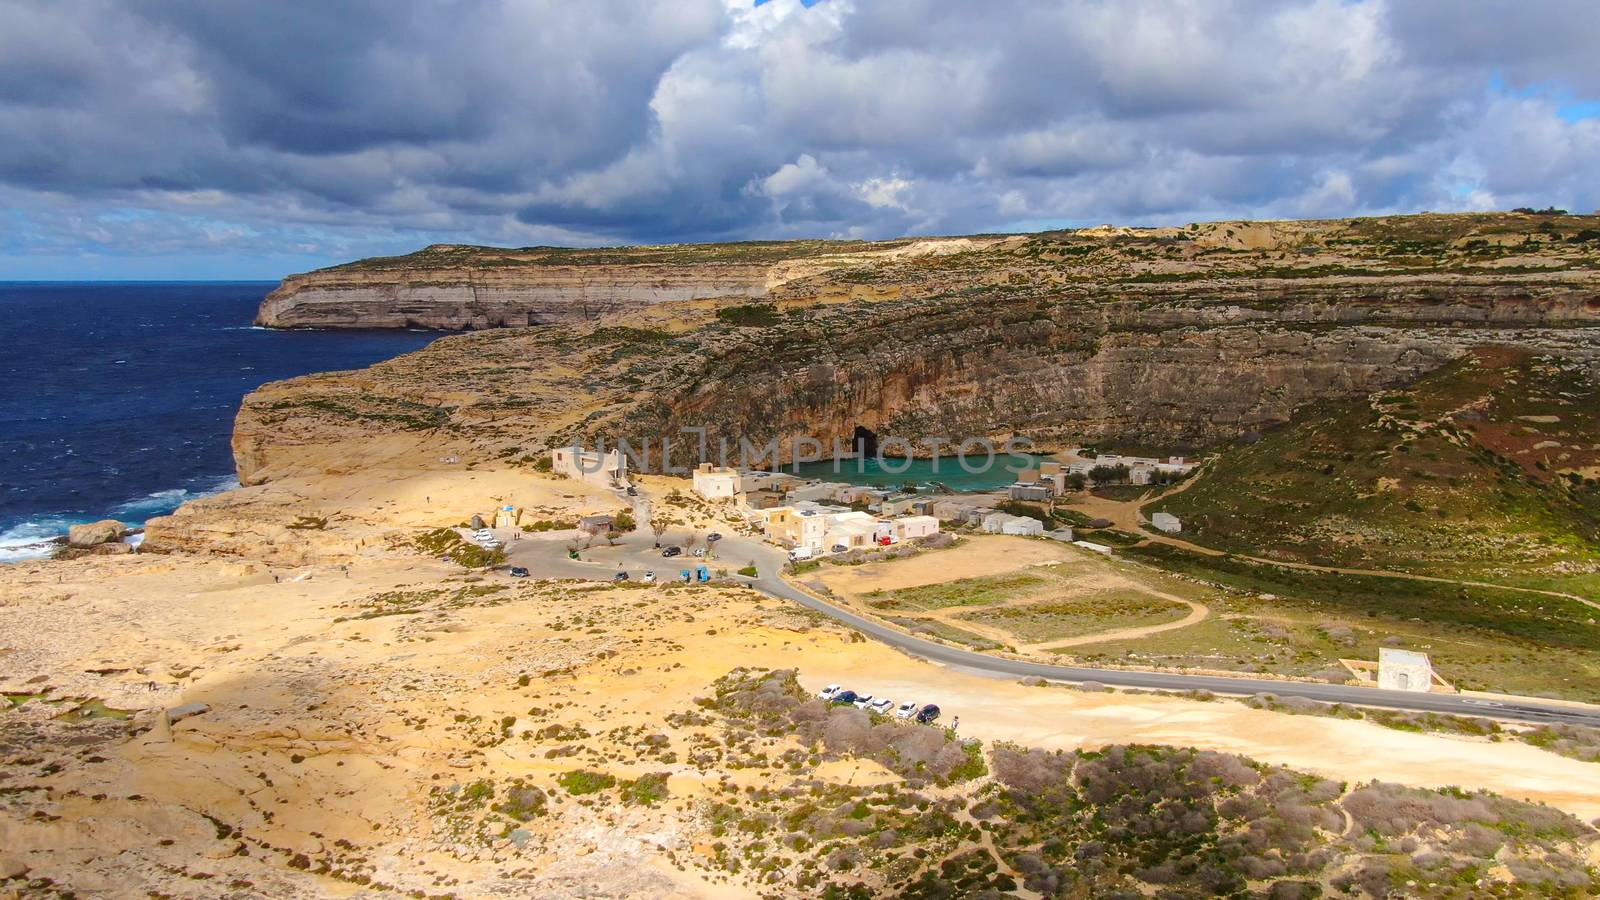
255, 263, 771, 329
236, 213, 1600, 483
255, 238, 984, 329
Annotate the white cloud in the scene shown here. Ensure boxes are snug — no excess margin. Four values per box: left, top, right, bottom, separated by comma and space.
0, 0, 1597, 275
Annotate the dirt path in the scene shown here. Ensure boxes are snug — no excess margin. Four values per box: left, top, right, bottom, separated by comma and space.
1021, 593, 1210, 652
1065, 470, 1600, 613
873, 569, 1213, 654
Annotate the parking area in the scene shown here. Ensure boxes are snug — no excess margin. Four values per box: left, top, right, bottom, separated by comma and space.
815, 683, 952, 729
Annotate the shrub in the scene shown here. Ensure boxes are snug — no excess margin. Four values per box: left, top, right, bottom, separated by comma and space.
557, 770, 617, 795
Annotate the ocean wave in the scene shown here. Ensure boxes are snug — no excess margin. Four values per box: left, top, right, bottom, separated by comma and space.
1, 475, 241, 564
0, 519, 71, 563
109, 475, 240, 519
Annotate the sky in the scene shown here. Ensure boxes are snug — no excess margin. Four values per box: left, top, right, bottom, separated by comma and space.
1, 0, 1598, 279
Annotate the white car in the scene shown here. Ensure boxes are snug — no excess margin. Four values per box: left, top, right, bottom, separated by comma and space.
643, 571, 657, 584
852, 693, 874, 709
473, 529, 494, 541
867, 697, 894, 715
893, 700, 919, 720
817, 684, 842, 700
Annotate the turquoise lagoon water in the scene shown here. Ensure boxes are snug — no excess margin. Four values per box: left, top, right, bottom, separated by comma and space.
785, 453, 1051, 493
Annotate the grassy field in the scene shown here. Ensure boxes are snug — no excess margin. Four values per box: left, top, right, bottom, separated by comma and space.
1147, 348, 1600, 587
1100, 545, 1600, 701
957, 590, 1191, 644
863, 572, 1049, 611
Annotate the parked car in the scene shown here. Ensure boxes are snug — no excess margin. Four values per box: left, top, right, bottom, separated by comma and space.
852, 693, 874, 709
818, 684, 842, 700
788, 546, 815, 562
707, 532, 722, 543
893, 700, 918, 720
831, 544, 849, 554
692, 548, 706, 557
867, 697, 894, 715
915, 704, 940, 725
662, 546, 683, 557
830, 690, 859, 706
508, 567, 530, 578
642, 571, 657, 584
626, 486, 637, 496
613, 571, 629, 581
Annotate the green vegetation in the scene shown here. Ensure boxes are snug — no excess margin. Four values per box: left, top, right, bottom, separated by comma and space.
410, 528, 506, 568
694, 668, 1598, 897
1150, 348, 1600, 586
620, 772, 671, 806
864, 572, 1047, 611
956, 591, 1190, 644
556, 770, 617, 796
1073, 545, 1600, 701
715, 303, 781, 327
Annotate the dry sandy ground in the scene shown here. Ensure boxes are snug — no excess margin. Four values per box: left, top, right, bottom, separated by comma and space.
4, 472, 1600, 897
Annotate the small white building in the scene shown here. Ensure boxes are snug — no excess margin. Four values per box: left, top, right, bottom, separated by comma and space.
892, 514, 941, 541
824, 511, 880, 551
1377, 648, 1434, 692
1151, 512, 1182, 534
551, 446, 628, 489
787, 481, 852, 503
692, 463, 740, 500
983, 512, 1044, 536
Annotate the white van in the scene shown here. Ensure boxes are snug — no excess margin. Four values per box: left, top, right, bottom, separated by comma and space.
788, 546, 815, 562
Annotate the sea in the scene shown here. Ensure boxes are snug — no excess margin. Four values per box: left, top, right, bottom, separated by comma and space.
0, 282, 441, 563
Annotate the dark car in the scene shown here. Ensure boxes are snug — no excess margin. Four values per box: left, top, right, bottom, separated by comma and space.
831, 544, 849, 553
626, 486, 638, 496
661, 546, 683, 557
915, 704, 940, 725
508, 566, 530, 578
614, 571, 630, 581
830, 690, 859, 706
707, 532, 723, 542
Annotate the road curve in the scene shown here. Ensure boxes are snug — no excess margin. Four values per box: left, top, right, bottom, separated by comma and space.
752, 575, 1600, 728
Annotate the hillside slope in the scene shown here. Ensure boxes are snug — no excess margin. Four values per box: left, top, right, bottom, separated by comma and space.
1148, 347, 1600, 593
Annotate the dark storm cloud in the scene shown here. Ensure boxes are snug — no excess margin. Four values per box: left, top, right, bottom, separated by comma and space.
1, 0, 1597, 275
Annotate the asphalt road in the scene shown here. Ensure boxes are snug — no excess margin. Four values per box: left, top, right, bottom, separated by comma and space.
489, 500, 1600, 729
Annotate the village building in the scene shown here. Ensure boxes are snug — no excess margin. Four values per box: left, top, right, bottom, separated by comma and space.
892, 514, 941, 541
1007, 481, 1054, 502
578, 514, 615, 535
1047, 526, 1075, 542
878, 494, 921, 516
550, 446, 629, 489
761, 504, 834, 552
1151, 512, 1182, 533
492, 504, 521, 530
787, 481, 852, 503
692, 463, 741, 500
982, 512, 1044, 536
823, 511, 881, 550
1378, 648, 1435, 692
743, 489, 786, 510
739, 470, 803, 493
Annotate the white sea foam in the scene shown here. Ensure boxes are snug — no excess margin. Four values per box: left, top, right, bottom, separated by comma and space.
0, 520, 70, 563
2, 475, 241, 564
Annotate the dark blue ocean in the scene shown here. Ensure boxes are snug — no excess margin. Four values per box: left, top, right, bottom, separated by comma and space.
0, 282, 440, 561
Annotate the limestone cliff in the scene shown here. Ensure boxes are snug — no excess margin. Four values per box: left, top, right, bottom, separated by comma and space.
255, 238, 989, 329
237, 213, 1600, 483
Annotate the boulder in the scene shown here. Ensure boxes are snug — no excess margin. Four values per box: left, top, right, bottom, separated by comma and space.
67, 519, 127, 548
